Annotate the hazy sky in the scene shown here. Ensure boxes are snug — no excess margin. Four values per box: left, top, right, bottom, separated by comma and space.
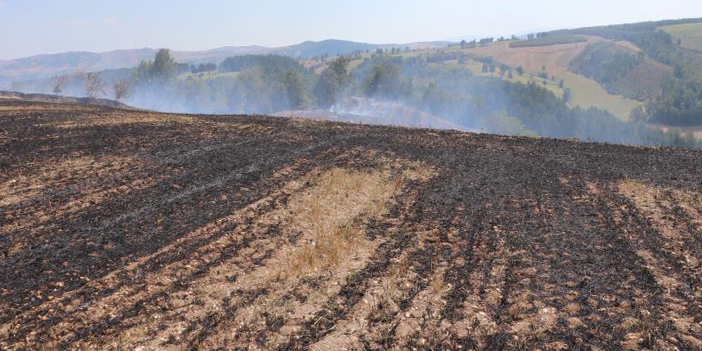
1, 0, 701, 60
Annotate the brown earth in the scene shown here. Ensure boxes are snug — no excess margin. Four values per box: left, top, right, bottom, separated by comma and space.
1, 101, 702, 350
463, 37, 604, 76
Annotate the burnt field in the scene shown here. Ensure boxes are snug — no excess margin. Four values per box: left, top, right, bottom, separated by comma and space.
1, 101, 702, 350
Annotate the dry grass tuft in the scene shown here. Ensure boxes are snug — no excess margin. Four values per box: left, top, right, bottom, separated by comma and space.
430, 269, 444, 294
292, 224, 364, 271
288, 167, 388, 273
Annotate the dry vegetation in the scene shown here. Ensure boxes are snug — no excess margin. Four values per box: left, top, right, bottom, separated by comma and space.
1, 101, 702, 350
460, 38, 602, 76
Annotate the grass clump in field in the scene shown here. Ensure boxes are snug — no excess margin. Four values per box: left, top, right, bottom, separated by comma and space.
289, 163, 434, 273
292, 224, 364, 270
289, 167, 397, 273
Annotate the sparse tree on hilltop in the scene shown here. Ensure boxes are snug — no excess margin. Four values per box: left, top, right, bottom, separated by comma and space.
53, 76, 67, 95
113, 79, 131, 101
85, 72, 106, 98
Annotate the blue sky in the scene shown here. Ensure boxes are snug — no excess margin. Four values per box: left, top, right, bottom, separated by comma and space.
1, 0, 701, 60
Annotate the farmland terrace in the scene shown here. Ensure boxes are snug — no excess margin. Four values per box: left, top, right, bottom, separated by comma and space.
1, 101, 702, 350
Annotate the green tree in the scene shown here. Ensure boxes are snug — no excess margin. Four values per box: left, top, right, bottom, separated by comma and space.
133, 48, 177, 85
282, 70, 307, 109
559, 79, 565, 89
517, 66, 524, 76
363, 63, 402, 97
314, 56, 351, 108
113, 80, 131, 101
152, 49, 177, 81
329, 56, 351, 84
563, 88, 572, 103
629, 105, 648, 123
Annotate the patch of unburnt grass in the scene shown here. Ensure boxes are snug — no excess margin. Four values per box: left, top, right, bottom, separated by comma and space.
178, 161, 435, 349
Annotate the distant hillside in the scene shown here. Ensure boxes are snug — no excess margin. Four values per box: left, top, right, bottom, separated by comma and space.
0, 47, 263, 80
549, 17, 702, 125
0, 39, 459, 87
0, 40, 387, 83
661, 22, 702, 52
268, 39, 377, 59
569, 41, 674, 100
509, 35, 588, 48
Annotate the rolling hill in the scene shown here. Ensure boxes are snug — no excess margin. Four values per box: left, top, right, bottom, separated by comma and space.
662, 22, 702, 52
0, 41, 368, 82
327, 36, 646, 121
0, 40, 450, 85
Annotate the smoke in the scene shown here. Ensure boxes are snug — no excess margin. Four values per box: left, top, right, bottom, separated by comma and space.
5, 51, 699, 149
328, 97, 471, 131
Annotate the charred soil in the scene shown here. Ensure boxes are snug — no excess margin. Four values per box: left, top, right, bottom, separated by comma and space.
1, 101, 702, 350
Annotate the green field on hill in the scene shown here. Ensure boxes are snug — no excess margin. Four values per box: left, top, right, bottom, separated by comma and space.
661, 22, 702, 52
559, 72, 643, 121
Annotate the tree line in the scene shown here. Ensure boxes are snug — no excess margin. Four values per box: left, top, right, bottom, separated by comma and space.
42, 48, 701, 148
